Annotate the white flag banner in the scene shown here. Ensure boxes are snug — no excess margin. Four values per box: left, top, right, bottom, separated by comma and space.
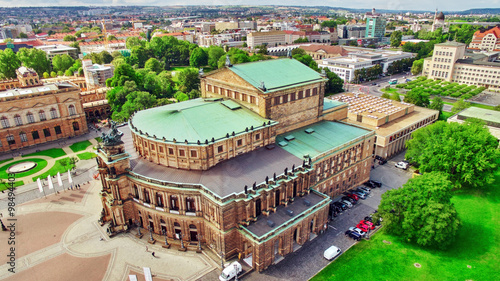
57, 172, 63, 187
47, 175, 54, 190
68, 170, 73, 184
37, 178, 43, 193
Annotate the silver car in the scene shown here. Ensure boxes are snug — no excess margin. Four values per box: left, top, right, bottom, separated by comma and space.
341, 200, 353, 208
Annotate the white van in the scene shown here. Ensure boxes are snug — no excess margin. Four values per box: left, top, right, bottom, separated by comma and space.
323, 245, 342, 260
395, 161, 409, 170
219, 261, 242, 281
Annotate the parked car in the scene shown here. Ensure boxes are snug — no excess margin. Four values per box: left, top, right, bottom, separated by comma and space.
219, 262, 242, 281
347, 193, 359, 201
364, 216, 373, 222
395, 161, 409, 170
345, 230, 362, 241
364, 181, 375, 188
324, 245, 342, 260
342, 196, 357, 204
354, 191, 367, 199
356, 223, 369, 232
371, 82, 377, 85
341, 200, 353, 208
359, 220, 375, 230
368, 180, 382, 187
358, 186, 371, 194
334, 202, 348, 211
349, 227, 366, 236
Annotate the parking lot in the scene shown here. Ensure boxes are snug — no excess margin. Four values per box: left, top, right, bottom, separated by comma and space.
242, 152, 412, 281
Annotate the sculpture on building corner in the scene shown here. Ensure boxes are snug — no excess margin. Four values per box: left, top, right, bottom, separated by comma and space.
101, 120, 124, 146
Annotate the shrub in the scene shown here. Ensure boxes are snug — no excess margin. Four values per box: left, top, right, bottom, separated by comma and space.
462, 93, 473, 100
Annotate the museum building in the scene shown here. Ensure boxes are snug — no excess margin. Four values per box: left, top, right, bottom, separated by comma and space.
97, 58, 375, 271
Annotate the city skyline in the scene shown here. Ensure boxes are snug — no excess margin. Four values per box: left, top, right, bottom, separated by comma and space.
0, 1, 498, 12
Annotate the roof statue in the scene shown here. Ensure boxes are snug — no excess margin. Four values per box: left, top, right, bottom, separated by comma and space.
287, 48, 292, 58
199, 68, 204, 76
225, 55, 232, 67
259, 81, 267, 91
101, 120, 124, 146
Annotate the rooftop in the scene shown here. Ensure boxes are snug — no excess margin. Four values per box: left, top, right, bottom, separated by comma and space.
244, 192, 328, 240
275, 121, 373, 160
331, 93, 413, 121
457, 107, 500, 128
436, 41, 466, 47
323, 99, 345, 111
228, 59, 326, 93
119, 126, 304, 198
130, 98, 276, 144
0, 83, 78, 99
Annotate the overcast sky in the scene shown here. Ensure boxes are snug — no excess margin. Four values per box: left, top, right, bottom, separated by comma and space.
0, 0, 498, 12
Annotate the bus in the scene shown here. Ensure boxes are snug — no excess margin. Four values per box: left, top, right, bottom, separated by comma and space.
388, 79, 398, 85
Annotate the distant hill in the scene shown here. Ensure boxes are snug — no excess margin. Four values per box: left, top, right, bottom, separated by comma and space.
457, 8, 500, 15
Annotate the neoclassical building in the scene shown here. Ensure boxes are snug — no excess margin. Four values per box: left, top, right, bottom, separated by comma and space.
0, 67, 88, 153
97, 58, 375, 271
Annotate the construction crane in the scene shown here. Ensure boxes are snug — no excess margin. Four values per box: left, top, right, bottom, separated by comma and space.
101, 19, 109, 51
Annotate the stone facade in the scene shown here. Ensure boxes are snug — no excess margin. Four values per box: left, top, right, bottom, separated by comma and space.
0, 82, 88, 153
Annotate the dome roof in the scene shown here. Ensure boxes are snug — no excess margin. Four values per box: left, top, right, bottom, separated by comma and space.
436, 12, 445, 20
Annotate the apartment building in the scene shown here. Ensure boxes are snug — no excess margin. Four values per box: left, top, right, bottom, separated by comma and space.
247, 31, 286, 48
469, 26, 500, 52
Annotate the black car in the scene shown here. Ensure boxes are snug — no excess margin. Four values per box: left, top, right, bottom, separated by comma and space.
369, 180, 382, 187
364, 181, 375, 188
334, 202, 348, 211
345, 230, 362, 241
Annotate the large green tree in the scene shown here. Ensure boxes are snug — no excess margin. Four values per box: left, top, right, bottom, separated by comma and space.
411, 59, 424, 75
16, 48, 51, 76
144, 58, 164, 74
404, 89, 430, 107
177, 67, 200, 93
390, 30, 403, 47
207, 46, 225, 69
405, 120, 500, 188
324, 68, 344, 94
52, 54, 75, 72
106, 63, 138, 87
376, 172, 460, 249
0, 48, 21, 78
189, 47, 208, 68
451, 98, 471, 114
429, 96, 444, 113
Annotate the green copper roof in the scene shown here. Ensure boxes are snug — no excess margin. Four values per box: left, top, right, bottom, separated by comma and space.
130, 98, 276, 144
276, 121, 373, 159
229, 58, 326, 93
323, 99, 345, 111
457, 107, 500, 127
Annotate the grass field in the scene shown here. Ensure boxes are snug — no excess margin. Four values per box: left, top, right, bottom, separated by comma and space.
32, 157, 74, 181
69, 140, 92, 153
0, 180, 24, 191
0, 158, 48, 179
22, 148, 67, 158
312, 168, 500, 281
77, 152, 97, 160
381, 87, 400, 94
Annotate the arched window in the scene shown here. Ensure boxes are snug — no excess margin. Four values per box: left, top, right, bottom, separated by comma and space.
50, 108, 58, 119
143, 189, 150, 203
19, 132, 28, 142
68, 105, 76, 116
170, 195, 179, 211
0, 117, 9, 129
39, 110, 46, 121
72, 121, 79, 131
26, 112, 35, 123
173, 222, 182, 239
186, 197, 196, 212
156, 192, 163, 207
14, 115, 22, 126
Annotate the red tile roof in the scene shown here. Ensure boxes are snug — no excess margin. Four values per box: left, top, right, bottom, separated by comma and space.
299, 44, 349, 56
472, 26, 500, 39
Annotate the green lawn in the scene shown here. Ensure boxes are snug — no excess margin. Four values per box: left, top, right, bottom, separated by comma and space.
0, 180, 24, 191
0, 158, 48, 179
69, 140, 92, 153
381, 87, 400, 94
77, 152, 97, 160
438, 111, 453, 121
312, 168, 500, 281
32, 157, 75, 181
22, 148, 67, 158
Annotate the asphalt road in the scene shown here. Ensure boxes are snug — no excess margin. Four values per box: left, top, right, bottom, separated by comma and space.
241, 152, 412, 281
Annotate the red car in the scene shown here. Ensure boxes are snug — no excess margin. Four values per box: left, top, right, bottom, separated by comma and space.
356, 223, 369, 232
359, 220, 375, 230
347, 193, 359, 201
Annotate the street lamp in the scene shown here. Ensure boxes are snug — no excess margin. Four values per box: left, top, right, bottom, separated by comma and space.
135, 219, 142, 237
162, 229, 170, 248
196, 234, 203, 253
219, 251, 225, 270
147, 225, 154, 242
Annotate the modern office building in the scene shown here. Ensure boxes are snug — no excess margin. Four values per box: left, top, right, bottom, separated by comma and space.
35, 45, 79, 61
97, 58, 376, 272
247, 31, 286, 49
365, 8, 386, 38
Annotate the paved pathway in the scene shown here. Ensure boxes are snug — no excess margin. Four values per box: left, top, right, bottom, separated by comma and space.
0, 179, 218, 281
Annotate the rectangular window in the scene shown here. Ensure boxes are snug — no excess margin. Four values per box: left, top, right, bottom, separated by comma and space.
54, 126, 62, 135
241, 94, 247, 102
179, 149, 185, 157
313, 88, 318, 95
282, 95, 288, 103
298, 91, 303, 99
305, 89, 311, 97
214, 86, 219, 94
255, 133, 261, 140
290, 92, 296, 101
7, 135, 15, 145
27, 114, 35, 123
1, 118, 10, 128
190, 150, 197, 157
39, 111, 46, 121
43, 128, 51, 137
32, 131, 40, 140
217, 145, 223, 153
14, 116, 23, 126
20, 133, 28, 142
250, 96, 256, 104
237, 139, 243, 146
274, 96, 280, 105
234, 92, 240, 100
207, 85, 212, 92
159, 146, 164, 153
168, 148, 174, 155
151, 144, 155, 150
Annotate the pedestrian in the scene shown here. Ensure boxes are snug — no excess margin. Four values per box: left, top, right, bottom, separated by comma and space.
151, 252, 156, 257
146, 246, 148, 252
